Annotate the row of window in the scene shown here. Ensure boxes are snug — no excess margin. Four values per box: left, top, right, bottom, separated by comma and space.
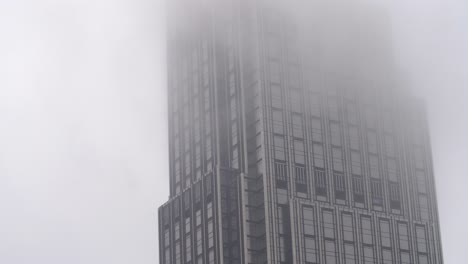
274, 162, 403, 211
300, 207, 431, 264
161, 198, 215, 264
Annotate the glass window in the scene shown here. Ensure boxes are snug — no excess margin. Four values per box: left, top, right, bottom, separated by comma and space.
367, 131, 378, 153
273, 110, 284, 134
369, 155, 380, 178
292, 114, 304, 138
349, 126, 360, 150
401, 252, 411, 264
382, 249, 392, 264
330, 122, 342, 146
325, 240, 337, 264
271, 84, 282, 108
313, 144, 324, 168
415, 170, 427, 194
344, 243, 356, 264
323, 210, 335, 239
303, 207, 315, 236
291, 89, 302, 113
361, 216, 373, 245
380, 220, 391, 248
398, 223, 409, 250
416, 226, 428, 253
351, 150, 362, 175
332, 147, 343, 172
342, 214, 354, 242
304, 237, 317, 263
419, 195, 430, 221
294, 139, 305, 164
311, 117, 323, 142
185, 234, 192, 261
363, 246, 374, 264
274, 135, 286, 160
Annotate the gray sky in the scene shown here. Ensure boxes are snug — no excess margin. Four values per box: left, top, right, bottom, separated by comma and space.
0, 0, 466, 263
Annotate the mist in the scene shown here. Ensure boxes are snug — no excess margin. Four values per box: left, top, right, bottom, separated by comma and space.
0, 0, 467, 263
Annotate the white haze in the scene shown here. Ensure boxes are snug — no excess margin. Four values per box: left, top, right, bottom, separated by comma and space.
0, 0, 466, 263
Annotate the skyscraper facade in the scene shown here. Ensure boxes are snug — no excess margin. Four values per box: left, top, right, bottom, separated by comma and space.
158, 1, 444, 263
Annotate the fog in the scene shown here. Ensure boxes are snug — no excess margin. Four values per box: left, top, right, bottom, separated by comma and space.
0, 0, 466, 263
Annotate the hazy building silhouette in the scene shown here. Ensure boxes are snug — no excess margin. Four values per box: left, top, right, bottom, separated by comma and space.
158, 0, 444, 263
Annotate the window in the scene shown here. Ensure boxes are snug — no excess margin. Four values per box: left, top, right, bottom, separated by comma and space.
295, 165, 307, 194
385, 158, 396, 180
196, 227, 203, 255
313, 143, 324, 168
272, 110, 284, 134
417, 226, 429, 264
315, 168, 327, 196
175, 241, 181, 264
195, 210, 201, 226
311, 118, 323, 142
185, 217, 191, 233
416, 225, 428, 253
371, 179, 383, 206
332, 147, 343, 172
274, 135, 286, 161
419, 194, 430, 221
303, 207, 317, 264
367, 131, 378, 153
350, 150, 362, 175
382, 249, 392, 264
185, 234, 192, 261
290, 89, 302, 113
360, 216, 375, 263
207, 202, 213, 219
415, 170, 427, 194
304, 237, 317, 263
271, 84, 282, 108
322, 210, 335, 239
369, 154, 380, 178
388, 182, 401, 210
363, 246, 374, 264
342, 214, 354, 242
174, 221, 180, 241
294, 139, 305, 164
207, 220, 214, 248
208, 249, 214, 264
401, 252, 411, 264
380, 220, 392, 248
278, 205, 292, 263
349, 125, 360, 150
303, 207, 315, 236
398, 223, 409, 250
334, 173, 346, 200
325, 240, 337, 264
344, 243, 356, 264
275, 161, 288, 182
361, 216, 373, 245
352, 176, 365, 203
330, 122, 342, 146
292, 114, 304, 138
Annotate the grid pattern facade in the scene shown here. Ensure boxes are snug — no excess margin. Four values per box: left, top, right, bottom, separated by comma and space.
158, 1, 444, 263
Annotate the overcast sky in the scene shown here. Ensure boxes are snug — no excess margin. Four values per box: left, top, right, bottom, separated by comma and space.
0, 0, 466, 263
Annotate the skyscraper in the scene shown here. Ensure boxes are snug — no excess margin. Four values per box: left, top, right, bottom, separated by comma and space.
158, 1, 444, 263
